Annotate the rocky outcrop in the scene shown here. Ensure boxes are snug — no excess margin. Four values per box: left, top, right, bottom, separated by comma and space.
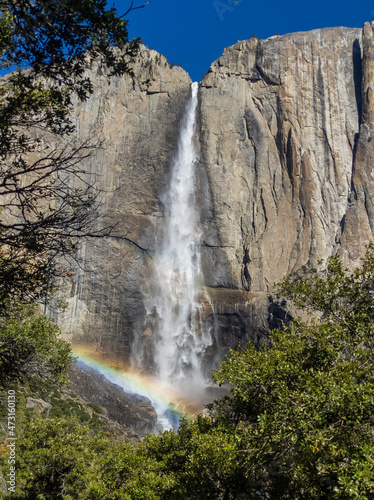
26, 398, 52, 412
54, 25, 374, 363
68, 363, 157, 436
340, 23, 374, 262
195, 26, 372, 352
199, 27, 362, 294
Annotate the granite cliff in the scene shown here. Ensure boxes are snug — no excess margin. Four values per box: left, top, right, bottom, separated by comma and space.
52, 24, 374, 367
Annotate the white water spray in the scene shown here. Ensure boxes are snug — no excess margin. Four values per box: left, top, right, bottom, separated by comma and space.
137, 82, 212, 403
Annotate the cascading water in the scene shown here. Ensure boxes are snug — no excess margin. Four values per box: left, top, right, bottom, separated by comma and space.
70, 83, 215, 433
152, 81, 211, 390
133, 82, 213, 427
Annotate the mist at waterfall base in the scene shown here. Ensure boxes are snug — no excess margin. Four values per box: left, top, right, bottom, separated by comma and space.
74, 84, 218, 431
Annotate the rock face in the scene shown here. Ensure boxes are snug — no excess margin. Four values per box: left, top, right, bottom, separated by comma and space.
340, 23, 374, 262
199, 27, 362, 292
196, 26, 367, 351
54, 26, 374, 365
51, 45, 192, 363
68, 363, 157, 436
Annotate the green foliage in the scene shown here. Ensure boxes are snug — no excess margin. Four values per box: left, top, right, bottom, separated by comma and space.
277, 243, 374, 339
49, 394, 90, 422
5, 416, 111, 499
211, 328, 374, 497
0, 303, 73, 387
0, 0, 138, 94
142, 418, 244, 499
2, 415, 169, 500
85, 440, 171, 500
87, 402, 103, 415
4, 249, 374, 498
47, 393, 105, 430
206, 245, 374, 498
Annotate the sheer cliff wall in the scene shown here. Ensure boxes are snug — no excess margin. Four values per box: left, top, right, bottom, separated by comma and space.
198, 26, 367, 347
53, 46, 192, 361
54, 25, 374, 362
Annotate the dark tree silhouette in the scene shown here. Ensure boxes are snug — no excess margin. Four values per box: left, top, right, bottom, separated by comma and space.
0, 0, 146, 308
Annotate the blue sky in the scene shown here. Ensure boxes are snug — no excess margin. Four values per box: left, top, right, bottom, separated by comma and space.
118, 0, 374, 81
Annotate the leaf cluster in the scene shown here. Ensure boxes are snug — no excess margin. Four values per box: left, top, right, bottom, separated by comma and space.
0, 0, 138, 90
5, 416, 110, 499
0, 303, 73, 387
277, 245, 374, 339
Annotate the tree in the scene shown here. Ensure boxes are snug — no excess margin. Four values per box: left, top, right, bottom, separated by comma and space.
204, 245, 374, 498
6, 417, 111, 499
0, 303, 73, 387
0, 0, 142, 309
143, 418, 242, 499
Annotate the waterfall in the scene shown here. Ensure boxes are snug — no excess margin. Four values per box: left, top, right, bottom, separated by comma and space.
133, 82, 213, 418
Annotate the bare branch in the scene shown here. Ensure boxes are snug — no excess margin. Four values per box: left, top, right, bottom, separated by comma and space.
120, 1, 151, 18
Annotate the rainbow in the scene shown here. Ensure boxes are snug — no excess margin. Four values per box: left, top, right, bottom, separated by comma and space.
72, 347, 203, 430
